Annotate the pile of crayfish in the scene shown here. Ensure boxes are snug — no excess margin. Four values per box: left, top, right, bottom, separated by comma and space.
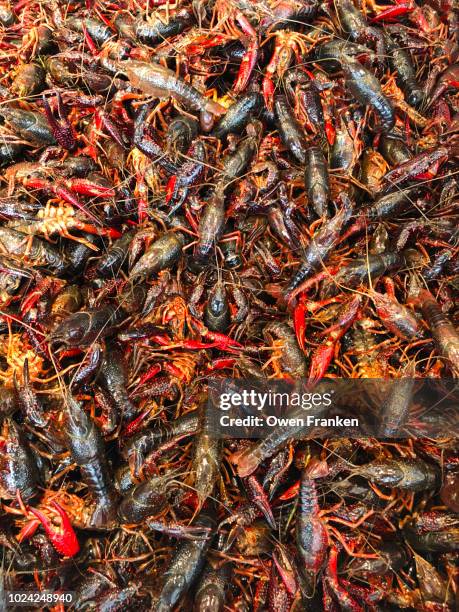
0, 0, 458, 609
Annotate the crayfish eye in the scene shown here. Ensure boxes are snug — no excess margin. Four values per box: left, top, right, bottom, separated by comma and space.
66, 324, 85, 342
56, 317, 87, 344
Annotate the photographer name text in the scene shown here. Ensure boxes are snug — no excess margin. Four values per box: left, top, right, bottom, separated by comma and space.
219, 414, 359, 428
